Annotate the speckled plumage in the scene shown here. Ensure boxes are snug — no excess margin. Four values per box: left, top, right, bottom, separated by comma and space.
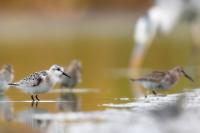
130, 66, 193, 96
14, 71, 52, 94
19, 71, 48, 86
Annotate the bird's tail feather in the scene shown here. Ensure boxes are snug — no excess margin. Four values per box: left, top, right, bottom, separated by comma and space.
130, 78, 137, 82
8, 83, 19, 86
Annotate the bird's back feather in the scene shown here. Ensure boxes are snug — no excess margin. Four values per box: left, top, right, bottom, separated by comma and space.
132, 71, 168, 83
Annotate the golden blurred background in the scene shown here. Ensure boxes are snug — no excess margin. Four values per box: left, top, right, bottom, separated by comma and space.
0, 0, 198, 132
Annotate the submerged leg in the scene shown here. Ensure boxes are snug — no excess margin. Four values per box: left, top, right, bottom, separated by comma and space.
31, 101, 34, 107
152, 90, 157, 96
31, 101, 39, 108
35, 101, 38, 108
35, 95, 40, 101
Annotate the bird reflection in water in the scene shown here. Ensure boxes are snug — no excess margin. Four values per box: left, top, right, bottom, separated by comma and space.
17, 107, 50, 132
57, 92, 80, 112
0, 94, 14, 121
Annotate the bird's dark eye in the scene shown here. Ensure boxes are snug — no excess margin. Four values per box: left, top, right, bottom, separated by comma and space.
56, 68, 61, 71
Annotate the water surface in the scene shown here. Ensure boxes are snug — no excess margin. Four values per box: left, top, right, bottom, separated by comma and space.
0, 14, 198, 133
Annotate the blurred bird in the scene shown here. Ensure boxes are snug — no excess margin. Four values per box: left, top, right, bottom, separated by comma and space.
0, 64, 14, 93
131, 0, 200, 68
17, 108, 50, 129
130, 66, 193, 96
9, 64, 71, 101
131, 0, 200, 97
151, 94, 186, 120
60, 60, 82, 89
57, 93, 80, 112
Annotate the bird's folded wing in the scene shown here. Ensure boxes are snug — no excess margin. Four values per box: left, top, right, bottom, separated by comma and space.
19, 72, 43, 87
139, 71, 166, 83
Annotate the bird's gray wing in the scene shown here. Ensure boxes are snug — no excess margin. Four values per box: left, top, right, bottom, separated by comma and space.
138, 71, 167, 83
19, 72, 43, 87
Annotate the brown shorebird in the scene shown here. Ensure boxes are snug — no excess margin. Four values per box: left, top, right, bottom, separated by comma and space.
60, 60, 82, 89
0, 64, 14, 93
130, 66, 194, 96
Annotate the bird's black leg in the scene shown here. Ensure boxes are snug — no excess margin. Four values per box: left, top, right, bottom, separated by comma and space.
36, 95, 40, 101
31, 95, 35, 107
152, 90, 157, 96
31, 95, 35, 102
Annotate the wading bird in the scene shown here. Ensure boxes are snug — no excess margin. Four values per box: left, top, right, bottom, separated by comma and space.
131, 0, 200, 96
130, 66, 193, 97
9, 65, 71, 101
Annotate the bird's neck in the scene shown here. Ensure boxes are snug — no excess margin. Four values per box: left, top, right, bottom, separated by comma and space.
46, 70, 60, 85
169, 70, 181, 82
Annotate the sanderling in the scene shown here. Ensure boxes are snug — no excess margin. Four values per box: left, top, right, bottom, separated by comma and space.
0, 64, 14, 93
130, 66, 194, 96
9, 64, 71, 101
60, 60, 82, 88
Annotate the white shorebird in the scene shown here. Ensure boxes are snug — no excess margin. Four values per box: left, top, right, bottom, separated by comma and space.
0, 64, 14, 93
131, 0, 200, 67
9, 64, 71, 101
60, 60, 82, 88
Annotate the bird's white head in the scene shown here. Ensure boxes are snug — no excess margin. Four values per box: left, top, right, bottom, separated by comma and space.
48, 64, 71, 83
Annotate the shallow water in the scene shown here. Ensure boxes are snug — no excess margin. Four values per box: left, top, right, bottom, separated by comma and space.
0, 89, 134, 133
2, 89, 200, 133
0, 14, 199, 133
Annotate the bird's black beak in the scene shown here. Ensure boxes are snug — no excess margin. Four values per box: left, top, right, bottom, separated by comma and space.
182, 70, 194, 82
62, 71, 71, 78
